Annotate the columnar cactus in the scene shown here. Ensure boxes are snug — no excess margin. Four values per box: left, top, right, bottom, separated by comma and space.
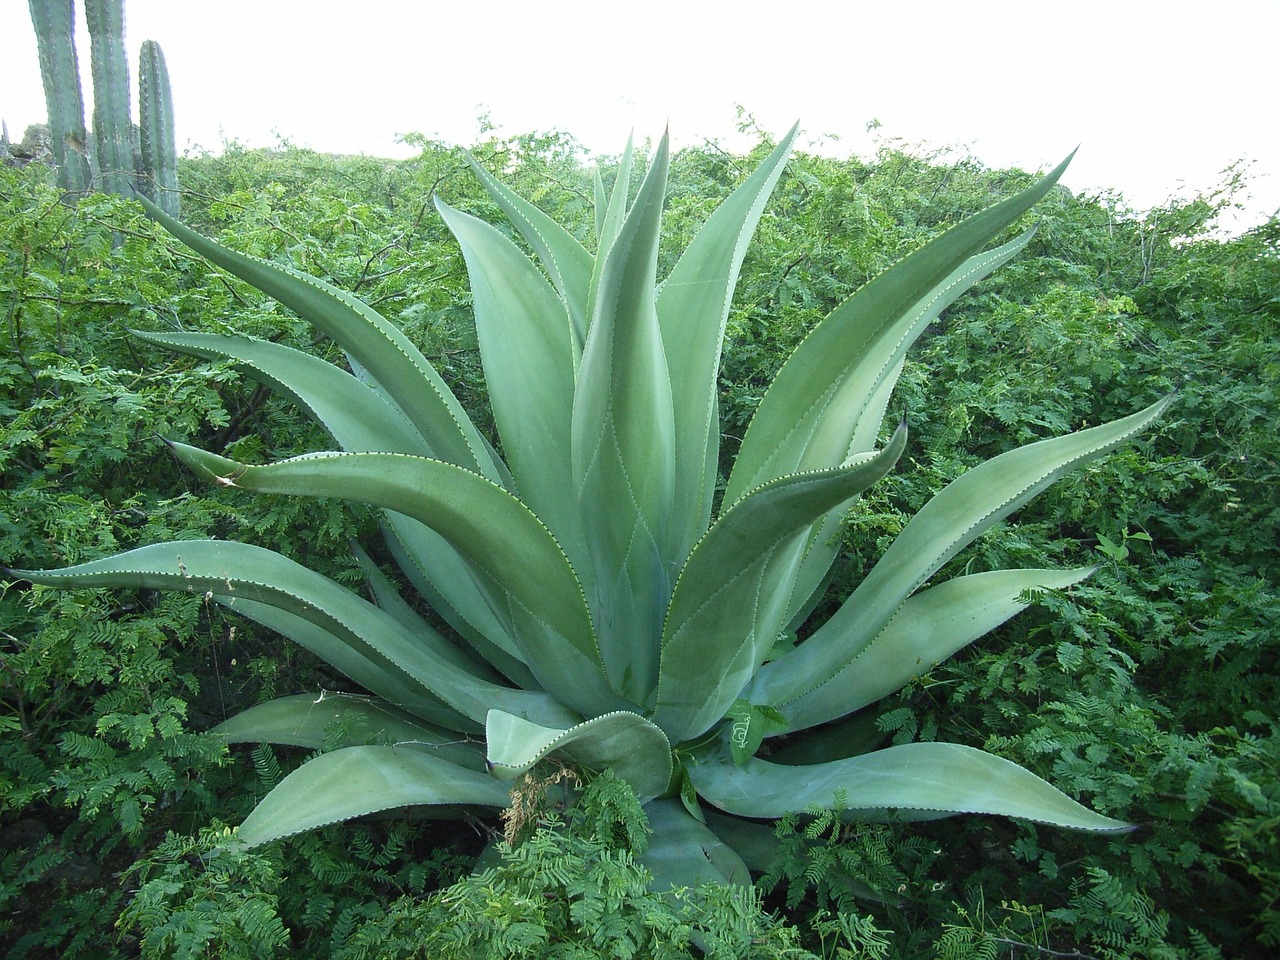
26, 0, 178, 205
138, 39, 179, 216
27, 0, 92, 194
84, 0, 133, 195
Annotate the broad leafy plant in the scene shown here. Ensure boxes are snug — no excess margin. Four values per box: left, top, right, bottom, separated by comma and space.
11, 129, 1171, 888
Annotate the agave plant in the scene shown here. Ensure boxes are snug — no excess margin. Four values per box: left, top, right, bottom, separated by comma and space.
12, 128, 1171, 888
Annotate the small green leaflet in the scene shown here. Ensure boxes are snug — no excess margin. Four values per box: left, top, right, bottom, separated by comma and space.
726, 700, 788, 766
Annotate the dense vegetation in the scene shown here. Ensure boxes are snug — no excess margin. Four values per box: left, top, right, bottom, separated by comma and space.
1, 127, 1276, 958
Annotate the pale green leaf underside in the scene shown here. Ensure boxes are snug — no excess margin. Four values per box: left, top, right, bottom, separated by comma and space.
237, 744, 510, 848
690, 739, 1133, 832
485, 709, 672, 803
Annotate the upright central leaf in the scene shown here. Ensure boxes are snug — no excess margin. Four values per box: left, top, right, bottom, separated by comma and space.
571, 134, 676, 704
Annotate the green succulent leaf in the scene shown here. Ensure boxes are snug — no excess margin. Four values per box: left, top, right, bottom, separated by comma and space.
130, 330, 430, 455
689, 738, 1134, 832
640, 799, 752, 889
778, 566, 1098, 732
435, 198, 584, 561
465, 150, 593, 343
236, 744, 510, 848
571, 133, 675, 703
485, 709, 672, 803
166, 444, 623, 717
753, 392, 1175, 712
726, 160, 1063, 504
135, 193, 502, 483
12, 541, 573, 730
654, 425, 907, 741
657, 125, 798, 559
214, 692, 485, 770
132, 329, 528, 669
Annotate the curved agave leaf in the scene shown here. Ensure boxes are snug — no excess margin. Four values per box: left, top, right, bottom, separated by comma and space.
379, 522, 534, 686
167, 444, 627, 717
592, 134, 635, 264
464, 151, 593, 343
571, 133, 676, 703
130, 330, 431, 455
657, 126, 798, 561
726, 155, 1069, 505
236, 744, 510, 848
640, 799, 751, 889
777, 358, 902, 628
485, 709, 672, 803
752, 392, 1175, 709
435, 198, 585, 562
12, 540, 576, 730
135, 194, 503, 483
779, 567, 1096, 732
132, 330, 529, 669
652, 425, 907, 742
214, 692, 485, 770
214, 595, 473, 731
689, 737, 1133, 832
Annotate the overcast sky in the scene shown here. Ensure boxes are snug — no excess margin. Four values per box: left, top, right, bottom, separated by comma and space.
4, 0, 1277, 231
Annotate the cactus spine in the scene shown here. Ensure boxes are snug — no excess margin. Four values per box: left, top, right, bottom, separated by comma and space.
138, 40, 179, 216
27, 0, 92, 194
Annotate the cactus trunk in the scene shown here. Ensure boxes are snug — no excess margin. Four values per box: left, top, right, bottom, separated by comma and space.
27, 0, 92, 194
84, 0, 133, 195
138, 40, 179, 217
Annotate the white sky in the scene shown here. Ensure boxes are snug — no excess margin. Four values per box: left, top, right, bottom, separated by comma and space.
4, 0, 1277, 231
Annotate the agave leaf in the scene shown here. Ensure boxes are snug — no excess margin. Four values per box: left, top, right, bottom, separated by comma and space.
656, 126, 798, 560
132, 330, 529, 666
752, 392, 1175, 709
12, 540, 576, 729
168, 444, 627, 717
652, 425, 907, 742
236, 744, 510, 848
592, 167, 608, 242
779, 567, 1097, 732
435, 198, 584, 561
134, 194, 503, 483
724, 230, 1039, 632
214, 692, 485, 769
130, 330, 431, 455
464, 151, 593, 344
640, 799, 751, 888
217, 596, 473, 731
485, 709, 672, 803
571, 133, 676, 703
778, 358, 903, 628
689, 737, 1133, 832
726, 158, 1066, 505
379, 522, 534, 686
593, 134, 635, 265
